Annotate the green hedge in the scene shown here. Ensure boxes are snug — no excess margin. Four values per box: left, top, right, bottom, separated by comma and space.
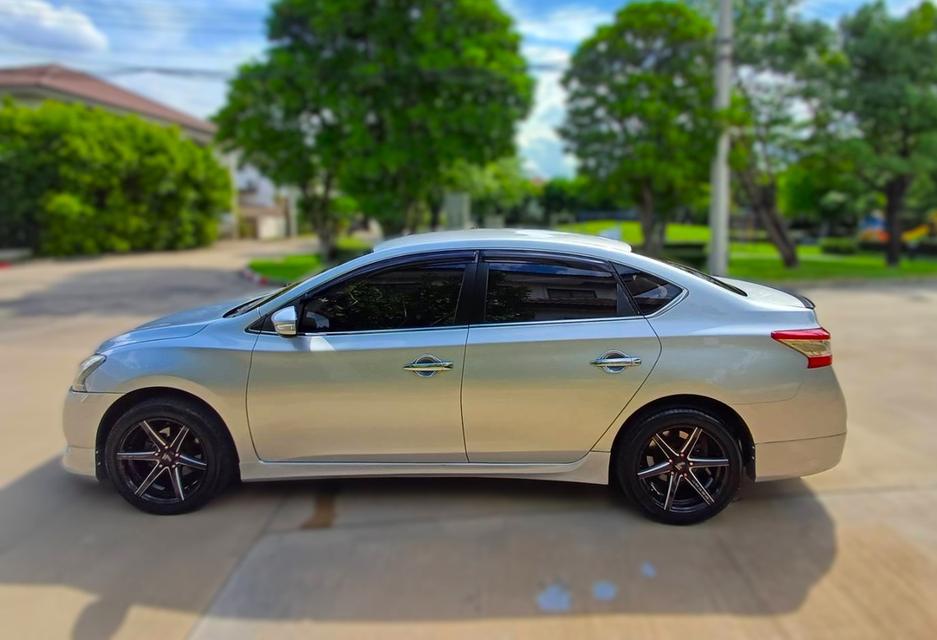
0, 100, 231, 256
820, 237, 859, 255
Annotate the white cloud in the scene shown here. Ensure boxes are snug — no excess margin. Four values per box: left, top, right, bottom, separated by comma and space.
0, 0, 107, 52
504, 0, 611, 44
517, 44, 576, 177
503, 3, 609, 177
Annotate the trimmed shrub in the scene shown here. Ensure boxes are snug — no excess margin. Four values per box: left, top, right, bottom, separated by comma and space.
820, 237, 859, 255
0, 100, 231, 255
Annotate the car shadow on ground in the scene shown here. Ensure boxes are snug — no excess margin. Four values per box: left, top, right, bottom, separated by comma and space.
0, 458, 836, 638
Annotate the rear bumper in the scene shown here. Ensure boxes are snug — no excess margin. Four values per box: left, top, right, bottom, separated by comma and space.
753, 432, 846, 482
736, 366, 847, 481
62, 390, 121, 478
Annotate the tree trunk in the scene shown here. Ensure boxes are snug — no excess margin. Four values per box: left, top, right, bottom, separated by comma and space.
309, 174, 335, 261
739, 170, 798, 268
638, 183, 664, 257
883, 176, 910, 267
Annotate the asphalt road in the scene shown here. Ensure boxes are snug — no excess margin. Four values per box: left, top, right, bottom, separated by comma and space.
1, 242, 935, 639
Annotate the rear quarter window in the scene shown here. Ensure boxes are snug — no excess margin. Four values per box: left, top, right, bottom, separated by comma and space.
615, 266, 684, 315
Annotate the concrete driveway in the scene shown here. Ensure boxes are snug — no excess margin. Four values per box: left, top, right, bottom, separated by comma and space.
1, 243, 935, 639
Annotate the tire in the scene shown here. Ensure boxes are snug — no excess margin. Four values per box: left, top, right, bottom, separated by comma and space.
104, 397, 236, 515
614, 408, 741, 525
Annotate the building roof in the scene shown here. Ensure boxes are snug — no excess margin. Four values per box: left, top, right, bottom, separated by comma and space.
374, 228, 633, 254
0, 64, 215, 135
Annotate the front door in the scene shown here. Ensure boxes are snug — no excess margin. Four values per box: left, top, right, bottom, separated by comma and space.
247, 256, 473, 462
461, 255, 661, 463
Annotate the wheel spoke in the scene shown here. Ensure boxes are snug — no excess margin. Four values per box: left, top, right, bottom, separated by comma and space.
685, 470, 715, 505
116, 451, 159, 462
170, 466, 185, 501
169, 426, 189, 453
681, 427, 702, 455
652, 434, 680, 461
637, 460, 672, 480
689, 456, 729, 469
178, 454, 207, 470
663, 472, 682, 511
140, 420, 167, 448
134, 464, 166, 497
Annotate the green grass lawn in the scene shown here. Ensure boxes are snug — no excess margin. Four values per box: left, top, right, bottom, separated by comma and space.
249, 221, 937, 284
559, 219, 937, 282
247, 235, 370, 283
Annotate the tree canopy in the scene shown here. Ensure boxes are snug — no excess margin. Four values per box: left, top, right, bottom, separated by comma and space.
218, 0, 534, 251
560, 1, 716, 256
819, 1, 937, 264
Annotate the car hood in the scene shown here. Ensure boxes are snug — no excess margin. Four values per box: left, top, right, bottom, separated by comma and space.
97, 293, 261, 351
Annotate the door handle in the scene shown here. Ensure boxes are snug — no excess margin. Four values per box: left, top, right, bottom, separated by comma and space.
591, 351, 641, 373
403, 355, 454, 377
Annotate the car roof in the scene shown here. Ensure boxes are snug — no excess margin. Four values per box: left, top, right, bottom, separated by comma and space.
373, 228, 633, 256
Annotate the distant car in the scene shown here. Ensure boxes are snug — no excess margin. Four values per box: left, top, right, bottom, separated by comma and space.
63, 229, 846, 524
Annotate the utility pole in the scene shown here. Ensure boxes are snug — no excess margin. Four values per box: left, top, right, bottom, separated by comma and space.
708, 0, 733, 275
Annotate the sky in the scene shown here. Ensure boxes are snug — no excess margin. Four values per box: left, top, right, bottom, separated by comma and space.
0, 0, 921, 178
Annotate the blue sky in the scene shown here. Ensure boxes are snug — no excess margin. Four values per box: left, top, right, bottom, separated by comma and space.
0, 0, 919, 178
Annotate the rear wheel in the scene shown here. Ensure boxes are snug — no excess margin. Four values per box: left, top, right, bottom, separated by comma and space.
615, 408, 741, 525
104, 398, 235, 515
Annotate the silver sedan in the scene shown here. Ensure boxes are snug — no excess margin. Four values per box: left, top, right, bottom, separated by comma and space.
63, 229, 846, 524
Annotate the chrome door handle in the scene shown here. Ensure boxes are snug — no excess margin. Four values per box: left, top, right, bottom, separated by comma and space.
403, 355, 454, 377
591, 351, 641, 373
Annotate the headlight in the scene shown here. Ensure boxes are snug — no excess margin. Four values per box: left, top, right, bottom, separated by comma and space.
71, 354, 106, 392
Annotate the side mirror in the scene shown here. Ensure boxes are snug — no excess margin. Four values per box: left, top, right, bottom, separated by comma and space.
271, 307, 298, 337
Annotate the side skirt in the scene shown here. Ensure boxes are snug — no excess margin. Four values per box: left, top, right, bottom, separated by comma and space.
239, 451, 611, 485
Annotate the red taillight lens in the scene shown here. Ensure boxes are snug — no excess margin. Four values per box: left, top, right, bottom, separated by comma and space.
771, 328, 832, 369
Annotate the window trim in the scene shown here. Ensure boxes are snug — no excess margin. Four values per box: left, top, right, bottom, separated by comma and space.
474, 250, 638, 327
251, 250, 478, 336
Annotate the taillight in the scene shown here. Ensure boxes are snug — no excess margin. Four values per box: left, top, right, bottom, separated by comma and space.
771, 328, 832, 369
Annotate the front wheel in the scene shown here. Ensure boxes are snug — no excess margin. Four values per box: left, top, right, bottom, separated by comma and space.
104, 398, 235, 515
615, 408, 741, 525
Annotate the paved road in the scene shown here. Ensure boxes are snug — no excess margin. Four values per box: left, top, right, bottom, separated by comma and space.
1, 244, 936, 639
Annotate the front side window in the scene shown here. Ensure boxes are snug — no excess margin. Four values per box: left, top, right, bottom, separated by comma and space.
483, 260, 620, 324
300, 260, 468, 333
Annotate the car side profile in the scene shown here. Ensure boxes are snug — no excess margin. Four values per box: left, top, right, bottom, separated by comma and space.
63, 229, 846, 524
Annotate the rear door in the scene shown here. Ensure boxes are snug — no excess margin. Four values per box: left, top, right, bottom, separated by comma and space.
461, 253, 661, 463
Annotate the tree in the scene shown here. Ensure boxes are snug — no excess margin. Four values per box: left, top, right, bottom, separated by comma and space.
560, 2, 716, 257
724, 0, 835, 267
266, 0, 533, 235
446, 157, 536, 223
215, 50, 346, 259
0, 100, 230, 256
823, 1, 937, 265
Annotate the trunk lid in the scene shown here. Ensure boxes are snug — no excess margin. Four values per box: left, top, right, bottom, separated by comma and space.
720, 277, 814, 309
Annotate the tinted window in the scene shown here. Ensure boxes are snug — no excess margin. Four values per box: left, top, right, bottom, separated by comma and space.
484, 260, 620, 323
300, 261, 467, 332
616, 266, 683, 315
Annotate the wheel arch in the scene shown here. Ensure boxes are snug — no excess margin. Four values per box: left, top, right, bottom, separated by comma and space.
95, 386, 239, 481
607, 394, 755, 483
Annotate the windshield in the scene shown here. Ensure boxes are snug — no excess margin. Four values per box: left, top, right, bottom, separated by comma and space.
666, 261, 747, 297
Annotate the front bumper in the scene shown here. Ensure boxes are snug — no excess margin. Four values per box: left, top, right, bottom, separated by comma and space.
62, 390, 121, 477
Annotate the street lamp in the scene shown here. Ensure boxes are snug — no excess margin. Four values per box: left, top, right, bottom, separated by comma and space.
708, 0, 733, 275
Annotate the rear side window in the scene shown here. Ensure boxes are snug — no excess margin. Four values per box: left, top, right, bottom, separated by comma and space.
483, 260, 620, 323
300, 260, 468, 333
616, 266, 683, 315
